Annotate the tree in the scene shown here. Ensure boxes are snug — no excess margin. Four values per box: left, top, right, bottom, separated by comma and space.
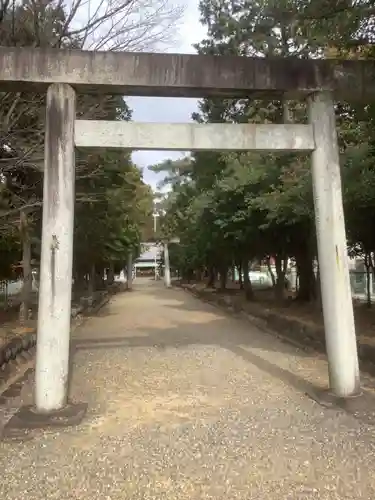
0, 0, 182, 321
154, 0, 375, 307
74, 148, 153, 293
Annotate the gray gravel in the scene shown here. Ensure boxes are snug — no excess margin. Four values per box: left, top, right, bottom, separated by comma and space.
1, 280, 375, 499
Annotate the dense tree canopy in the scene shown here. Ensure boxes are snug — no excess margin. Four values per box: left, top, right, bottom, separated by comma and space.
2, 0, 375, 322
0, 0, 160, 320
155, 0, 375, 304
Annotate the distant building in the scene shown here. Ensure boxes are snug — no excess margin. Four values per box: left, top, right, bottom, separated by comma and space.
134, 243, 162, 278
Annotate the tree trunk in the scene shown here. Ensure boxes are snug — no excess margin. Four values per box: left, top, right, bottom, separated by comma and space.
207, 266, 216, 288
19, 210, 33, 325
315, 261, 322, 306
242, 259, 254, 301
219, 265, 227, 292
295, 251, 315, 302
237, 262, 243, 290
266, 256, 276, 287
107, 262, 115, 285
73, 270, 86, 300
365, 252, 372, 308
295, 225, 318, 302
274, 254, 286, 301
88, 263, 96, 302
195, 268, 203, 282
96, 268, 105, 290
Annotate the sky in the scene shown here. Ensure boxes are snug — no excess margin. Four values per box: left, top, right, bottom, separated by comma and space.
128, 0, 206, 191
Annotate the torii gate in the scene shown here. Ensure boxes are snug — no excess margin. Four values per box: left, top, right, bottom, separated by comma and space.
1, 47, 372, 424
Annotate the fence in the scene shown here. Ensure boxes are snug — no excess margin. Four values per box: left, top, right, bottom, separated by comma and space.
0, 280, 8, 306
289, 269, 375, 301
349, 270, 375, 301
0, 277, 39, 309
252, 267, 375, 302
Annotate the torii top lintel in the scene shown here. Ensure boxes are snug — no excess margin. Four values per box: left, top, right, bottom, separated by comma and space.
0, 47, 373, 100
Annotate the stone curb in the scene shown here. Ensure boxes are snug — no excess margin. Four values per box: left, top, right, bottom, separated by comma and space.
179, 283, 375, 375
0, 288, 116, 393
0, 330, 36, 384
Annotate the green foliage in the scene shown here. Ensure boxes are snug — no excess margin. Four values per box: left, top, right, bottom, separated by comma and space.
74, 148, 153, 275
155, 0, 375, 301
0, 1, 154, 287
0, 228, 21, 280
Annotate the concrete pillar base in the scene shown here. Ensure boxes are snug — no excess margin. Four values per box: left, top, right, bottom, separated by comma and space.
304, 387, 375, 424
2, 402, 87, 440
306, 386, 362, 407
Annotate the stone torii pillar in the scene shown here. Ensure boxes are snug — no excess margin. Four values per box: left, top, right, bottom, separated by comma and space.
309, 91, 360, 400
32, 83, 86, 424
163, 241, 171, 288
126, 251, 133, 290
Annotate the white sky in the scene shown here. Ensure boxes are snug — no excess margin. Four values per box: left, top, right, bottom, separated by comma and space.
128, 0, 206, 190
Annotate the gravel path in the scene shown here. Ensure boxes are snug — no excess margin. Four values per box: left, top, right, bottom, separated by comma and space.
1, 280, 375, 499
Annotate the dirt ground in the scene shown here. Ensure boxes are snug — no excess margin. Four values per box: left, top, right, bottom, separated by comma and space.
1, 279, 375, 499
0, 309, 36, 348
